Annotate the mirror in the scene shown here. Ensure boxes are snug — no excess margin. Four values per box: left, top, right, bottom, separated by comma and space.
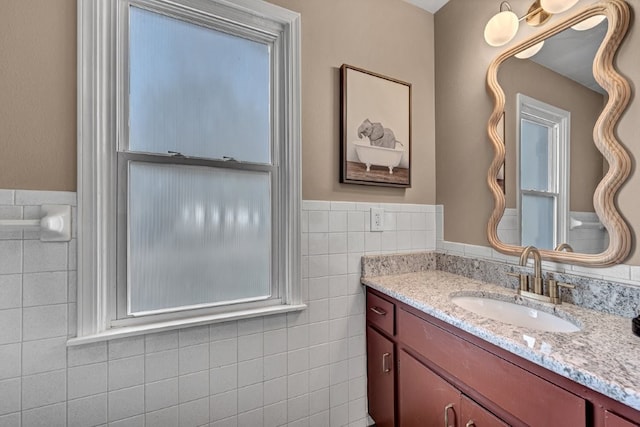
499, 16, 608, 254
487, 0, 631, 266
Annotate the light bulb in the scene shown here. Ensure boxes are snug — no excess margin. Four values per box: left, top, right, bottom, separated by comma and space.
571, 15, 606, 31
515, 41, 545, 59
540, 0, 579, 14
484, 10, 519, 47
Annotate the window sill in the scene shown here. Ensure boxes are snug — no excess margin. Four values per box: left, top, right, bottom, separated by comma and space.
67, 303, 307, 346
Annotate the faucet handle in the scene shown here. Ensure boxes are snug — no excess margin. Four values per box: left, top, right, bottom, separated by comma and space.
506, 272, 528, 292
548, 279, 575, 304
557, 282, 575, 289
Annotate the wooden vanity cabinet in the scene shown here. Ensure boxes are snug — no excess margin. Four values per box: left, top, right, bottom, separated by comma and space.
397, 307, 585, 426
365, 287, 640, 427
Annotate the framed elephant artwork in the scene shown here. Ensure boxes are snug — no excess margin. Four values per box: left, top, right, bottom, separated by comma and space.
340, 64, 411, 187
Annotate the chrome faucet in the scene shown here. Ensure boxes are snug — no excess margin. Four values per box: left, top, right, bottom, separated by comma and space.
519, 245, 543, 295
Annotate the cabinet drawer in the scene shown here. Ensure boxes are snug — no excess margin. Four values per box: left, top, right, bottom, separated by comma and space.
367, 291, 395, 336
398, 308, 586, 426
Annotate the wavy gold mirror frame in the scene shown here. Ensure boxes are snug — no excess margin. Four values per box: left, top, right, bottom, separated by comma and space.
486, 0, 631, 266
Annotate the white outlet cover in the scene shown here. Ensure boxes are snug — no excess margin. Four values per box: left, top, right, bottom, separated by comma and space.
371, 208, 384, 232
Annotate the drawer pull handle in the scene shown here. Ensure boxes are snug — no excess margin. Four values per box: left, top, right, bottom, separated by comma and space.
382, 352, 391, 373
466, 421, 475, 427
370, 306, 387, 316
444, 403, 455, 427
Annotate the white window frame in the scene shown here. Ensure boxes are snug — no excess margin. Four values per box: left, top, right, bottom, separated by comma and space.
516, 93, 570, 250
74, 0, 302, 343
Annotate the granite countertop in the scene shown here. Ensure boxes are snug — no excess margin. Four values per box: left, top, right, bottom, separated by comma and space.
362, 269, 640, 411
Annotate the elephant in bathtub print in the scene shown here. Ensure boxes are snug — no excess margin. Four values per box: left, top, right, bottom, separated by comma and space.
353, 118, 406, 175
357, 118, 403, 149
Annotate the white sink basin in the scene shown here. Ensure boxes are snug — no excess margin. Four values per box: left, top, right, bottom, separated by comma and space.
451, 295, 580, 333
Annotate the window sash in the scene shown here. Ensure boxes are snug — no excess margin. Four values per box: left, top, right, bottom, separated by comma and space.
115, 152, 281, 320
521, 191, 558, 249
116, 153, 284, 319
519, 117, 559, 193
117, 0, 284, 159
126, 4, 278, 164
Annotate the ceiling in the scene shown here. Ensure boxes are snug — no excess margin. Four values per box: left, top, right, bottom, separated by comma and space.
402, 0, 449, 13
529, 18, 608, 94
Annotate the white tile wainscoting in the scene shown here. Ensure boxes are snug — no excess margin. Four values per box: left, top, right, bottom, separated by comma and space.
4, 189, 634, 427
496, 208, 609, 255
0, 190, 438, 427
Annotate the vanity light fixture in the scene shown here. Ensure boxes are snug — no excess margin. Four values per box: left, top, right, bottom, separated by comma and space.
514, 40, 545, 58
484, 0, 578, 47
540, 0, 579, 14
484, 2, 520, 47
571, 14, 606, 31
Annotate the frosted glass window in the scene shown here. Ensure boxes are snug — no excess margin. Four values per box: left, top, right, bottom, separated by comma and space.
78, 0, 300, 338
129, 7, 271, 163
520, 120, 551, 191
521, 193, 555, 250
128, 162, 272, 315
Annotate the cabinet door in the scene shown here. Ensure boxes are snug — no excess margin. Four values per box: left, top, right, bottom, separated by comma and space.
461, 395, 510, 427
398, 349, 460, 427
367, 326, 395, 427
605, 410, 639, 427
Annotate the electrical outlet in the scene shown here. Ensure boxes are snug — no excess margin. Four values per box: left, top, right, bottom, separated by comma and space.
371, 207, 384, 232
